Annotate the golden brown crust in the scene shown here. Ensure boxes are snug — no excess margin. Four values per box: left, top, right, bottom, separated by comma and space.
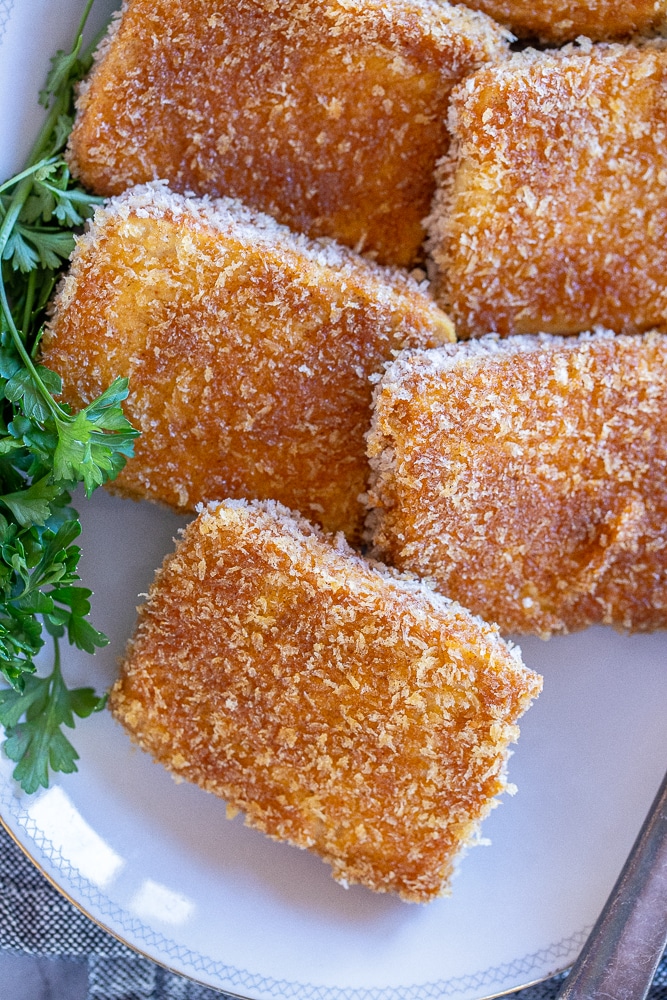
427, 42, 667, 338
456, 0, 667, 43
366, 331, 667, 637
66, 0, 509, 266
41, 184, 453, 540
109, 499, 541, 902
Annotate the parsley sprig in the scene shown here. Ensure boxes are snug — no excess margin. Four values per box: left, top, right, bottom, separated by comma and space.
0, 0, 139, 794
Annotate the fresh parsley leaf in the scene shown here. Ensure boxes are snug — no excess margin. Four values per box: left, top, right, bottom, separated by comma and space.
53, 378, 139, 496
39, 48, 85, 111
51, 115, 76, 155
14, 225, 76, 270
0, 475, 62, 526
0, 647, 106, 794
4, 365, 63, 422
1, 229, 40, 273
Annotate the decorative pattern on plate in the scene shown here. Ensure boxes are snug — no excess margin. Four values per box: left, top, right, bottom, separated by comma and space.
0, 775, 585, 1000
0, 0, 14, 49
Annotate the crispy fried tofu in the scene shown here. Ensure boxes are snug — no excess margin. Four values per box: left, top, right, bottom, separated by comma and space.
42, 184, 453, 539
67, 0, 509, 266
458, 1, 667, 43
109, 499, 541, 902
366, 331, 667, 637
427, 43, 667, 338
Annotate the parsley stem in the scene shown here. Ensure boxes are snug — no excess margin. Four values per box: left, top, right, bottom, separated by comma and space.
0, 180, 70, 425
22, 270, 36, 336
0, 279, 68, 424
27, 92, 71, 167
0, 158, 58, 198
73, 0, 98, 58
39, 181, 101, 208
0, 280, 31, 354
0, 176, 33, 264
52, 632, 62, 684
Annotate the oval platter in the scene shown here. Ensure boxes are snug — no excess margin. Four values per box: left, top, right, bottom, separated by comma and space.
1, 4, 667, 998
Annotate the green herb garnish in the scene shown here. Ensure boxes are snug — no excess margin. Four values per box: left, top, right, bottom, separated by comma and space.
0, 0, 139, 794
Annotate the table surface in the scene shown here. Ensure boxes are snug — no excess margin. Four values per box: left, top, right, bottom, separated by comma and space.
3, 943, 667, 1000
0, 951, 88, 1000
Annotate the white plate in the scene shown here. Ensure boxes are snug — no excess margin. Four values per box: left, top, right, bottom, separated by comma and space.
1, 4, 667, 999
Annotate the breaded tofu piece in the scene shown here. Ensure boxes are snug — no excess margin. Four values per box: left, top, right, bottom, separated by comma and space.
109, 498, 541, 902
366, 331, 667, 638
457, 1, 667, 43
427, 43, 667, 338
66, 0, 509, 266
42, 184, 453, 540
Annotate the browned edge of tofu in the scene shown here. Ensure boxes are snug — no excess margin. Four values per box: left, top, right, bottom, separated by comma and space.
67, 0, 510, 266
425, 40, 667, 339
365, 329, 667, 637
109, 497, 542, 902
455, 0, 667, 43
41, 182, 454, 541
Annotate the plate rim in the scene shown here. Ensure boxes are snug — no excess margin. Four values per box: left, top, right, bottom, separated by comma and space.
0, 2, 638, 996
0, 784, 582, 1000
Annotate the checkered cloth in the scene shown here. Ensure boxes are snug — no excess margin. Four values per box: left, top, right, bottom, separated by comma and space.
1, 824, 665, 1000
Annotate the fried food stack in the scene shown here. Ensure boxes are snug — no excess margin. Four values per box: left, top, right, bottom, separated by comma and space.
457, 1, 667, 43
427, 42, 667, 338
79, 0, 667, 903
42, 183, 453, 540
366, 331, 667, 638
67, 0, 509, 266
109, 499, 541, 902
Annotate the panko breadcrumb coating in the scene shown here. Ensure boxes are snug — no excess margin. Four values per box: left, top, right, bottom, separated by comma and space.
41, 184, 453, 540
109, 499, 541, 902
456, 1, 667, 43
366, 331, 667, 638
66, 0, 509, 266
427, 42, 667, 338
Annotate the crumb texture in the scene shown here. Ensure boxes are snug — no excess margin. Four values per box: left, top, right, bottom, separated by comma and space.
428, 43, 667, 338
41, 184, 453, 539
109, 499, 540, 902
67, 0, 508, 265
455, 0, 667, 42
366, 331, 667, 636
